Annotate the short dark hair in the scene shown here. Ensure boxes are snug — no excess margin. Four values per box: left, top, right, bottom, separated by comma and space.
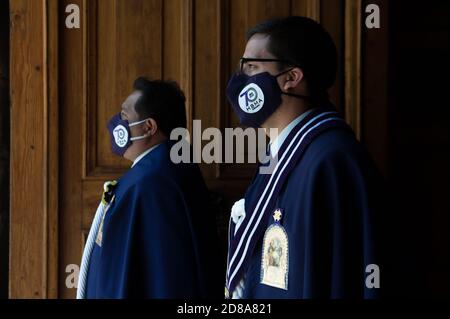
133, 77, 187, 137
246, 16, 337, 99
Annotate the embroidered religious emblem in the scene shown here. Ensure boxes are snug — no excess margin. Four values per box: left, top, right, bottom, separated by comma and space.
260, 208, 289, 290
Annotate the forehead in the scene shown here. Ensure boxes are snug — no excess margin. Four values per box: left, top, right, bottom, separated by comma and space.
243, 34, 273, 58
122, 90, 141, 110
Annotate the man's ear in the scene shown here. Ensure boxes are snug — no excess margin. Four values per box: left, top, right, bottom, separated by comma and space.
281, 67, 304, 91
144, 118, 158, 136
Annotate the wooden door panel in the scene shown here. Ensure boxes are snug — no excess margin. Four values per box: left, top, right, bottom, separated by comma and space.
95, 0, 163, 170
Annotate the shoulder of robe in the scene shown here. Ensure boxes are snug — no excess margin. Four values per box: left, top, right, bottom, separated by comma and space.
114, 167, 179, 202
306, 128, 366, 166
135, 172, 182, 199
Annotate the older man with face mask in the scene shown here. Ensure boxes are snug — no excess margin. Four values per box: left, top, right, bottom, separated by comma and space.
77, 77, 222, 299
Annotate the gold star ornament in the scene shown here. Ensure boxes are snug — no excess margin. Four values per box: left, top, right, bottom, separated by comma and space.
273, 209, 282, 222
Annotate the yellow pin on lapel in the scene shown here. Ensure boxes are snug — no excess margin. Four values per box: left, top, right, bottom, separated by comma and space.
96, 181, 117, 247
101, 180, 118, 205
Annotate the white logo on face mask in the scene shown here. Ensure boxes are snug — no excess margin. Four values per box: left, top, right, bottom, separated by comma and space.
113, 125, 129, 147
238, 83, 265, 114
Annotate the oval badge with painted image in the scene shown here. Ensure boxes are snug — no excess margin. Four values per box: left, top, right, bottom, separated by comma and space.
260, 209, 289, 290
238, 83, 265, 114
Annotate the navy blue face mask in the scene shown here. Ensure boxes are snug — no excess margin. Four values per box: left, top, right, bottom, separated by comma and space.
226, 69, 309, 128
107, 113, 151, 157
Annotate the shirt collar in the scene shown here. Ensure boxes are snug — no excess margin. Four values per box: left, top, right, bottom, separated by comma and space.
131, 143, 162, 168
269, 108, 316, 157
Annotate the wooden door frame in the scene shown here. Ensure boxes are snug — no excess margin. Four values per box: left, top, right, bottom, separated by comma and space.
9, 0, 59, 298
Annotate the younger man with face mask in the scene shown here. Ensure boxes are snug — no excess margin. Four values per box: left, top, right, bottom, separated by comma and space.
225, 16, 387, 299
